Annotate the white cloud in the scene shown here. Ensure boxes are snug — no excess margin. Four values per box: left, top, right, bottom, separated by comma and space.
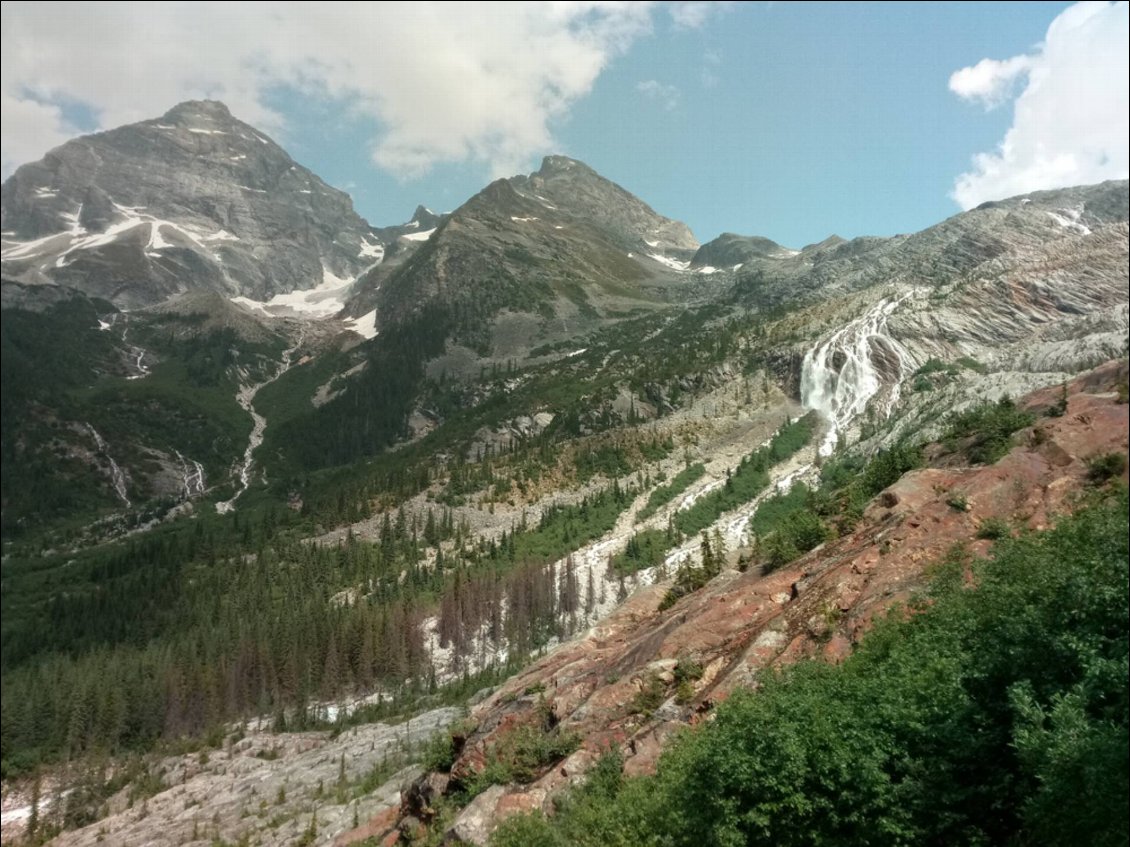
950, 1, 1129, 209
1, 1, 735, 180
948, 55, 1032, 108
637, 79, 681, 111
669, 1, 731, 30
0, 92, 75, 176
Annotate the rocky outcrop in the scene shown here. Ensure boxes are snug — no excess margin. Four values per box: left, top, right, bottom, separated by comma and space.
417, 361, 1129, 843
35, 706, 460, 847
1, 100, 378, 308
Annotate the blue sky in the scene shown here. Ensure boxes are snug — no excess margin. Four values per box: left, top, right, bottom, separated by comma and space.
3, 2, 1127, 248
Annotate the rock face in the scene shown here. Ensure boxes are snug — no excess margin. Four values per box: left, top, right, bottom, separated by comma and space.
416, 362, 1129, 843
1, 100, 379, 308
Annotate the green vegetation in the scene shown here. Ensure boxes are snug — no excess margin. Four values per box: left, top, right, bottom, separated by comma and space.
491, 489, 1130, 847
757, 499, 829, 573
912, 356, 988, 392
0, 480, 633, 776
0, 299, 283, 538
575, 445, 634, 482
635, 463, 705, 522
1088, 452, 1128, 484
608, 528, 671, 576
943, 397, 1035, 464
674, 414, 815, 538
464, 698, 580, 797
976, 517, 1011, 540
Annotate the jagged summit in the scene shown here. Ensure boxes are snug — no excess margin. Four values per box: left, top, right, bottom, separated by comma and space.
512, 154, 698, 252
535, 154, 590, 176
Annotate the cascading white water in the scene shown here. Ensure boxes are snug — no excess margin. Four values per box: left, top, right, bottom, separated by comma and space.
800, 295, 914, 455
216, 328, 305, 514
175, 450, 206, 498
85, 423, 131, 506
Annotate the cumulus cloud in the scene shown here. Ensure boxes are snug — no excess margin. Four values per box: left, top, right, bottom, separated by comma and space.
948, 55, 1033, 109
1, 1, 728, 180
637, 79, 681, 111
950, 1, 1129, 209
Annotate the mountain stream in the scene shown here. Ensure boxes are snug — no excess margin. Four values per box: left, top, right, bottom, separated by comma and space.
216, 329, 305, 514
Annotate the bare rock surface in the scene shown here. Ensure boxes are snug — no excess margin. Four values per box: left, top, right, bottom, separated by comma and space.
40, 706, 460, 847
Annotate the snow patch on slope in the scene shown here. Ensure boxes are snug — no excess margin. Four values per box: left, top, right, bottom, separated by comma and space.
648, 253, 690, 271
232, 266, 354, 319
344, 309, 378, 340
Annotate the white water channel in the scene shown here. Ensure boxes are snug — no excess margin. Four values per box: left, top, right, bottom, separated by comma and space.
799, 295, 914, 455
99, 312, 151, 380
216, 329, 305, 514
175, 450, 207, 498
85, 423, 130, 506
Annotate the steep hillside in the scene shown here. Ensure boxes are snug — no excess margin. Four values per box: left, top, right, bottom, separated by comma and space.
376, 361, 1129, 845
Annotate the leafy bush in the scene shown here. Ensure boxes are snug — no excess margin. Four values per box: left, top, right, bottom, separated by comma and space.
975, 517, 1010, 540
423, 731, 459, 773
630, 674, 668, 717
1087, 452, 1127, 484
943, 397, 1035, 464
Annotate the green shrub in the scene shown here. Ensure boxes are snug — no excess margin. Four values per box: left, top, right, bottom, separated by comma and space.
944, 398, 1035, 464
630, 675, 668, 717
673, 658, 703, 685
947, 493, 969, 512
1087, 452, 1127, 484
975, 517, 1010, 540
422, 731, 458, 773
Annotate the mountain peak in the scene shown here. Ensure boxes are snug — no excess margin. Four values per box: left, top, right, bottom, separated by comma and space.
159, 99, 235, 124
536, 154, 592, 177
1, 100, 374, 307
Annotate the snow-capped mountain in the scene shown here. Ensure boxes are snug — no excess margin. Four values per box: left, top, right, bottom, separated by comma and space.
1, 100, 381, 309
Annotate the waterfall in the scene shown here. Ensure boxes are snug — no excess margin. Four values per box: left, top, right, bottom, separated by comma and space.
175, 450, 206, 498
800, 295, 913, 455
85, 424, 131, 506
